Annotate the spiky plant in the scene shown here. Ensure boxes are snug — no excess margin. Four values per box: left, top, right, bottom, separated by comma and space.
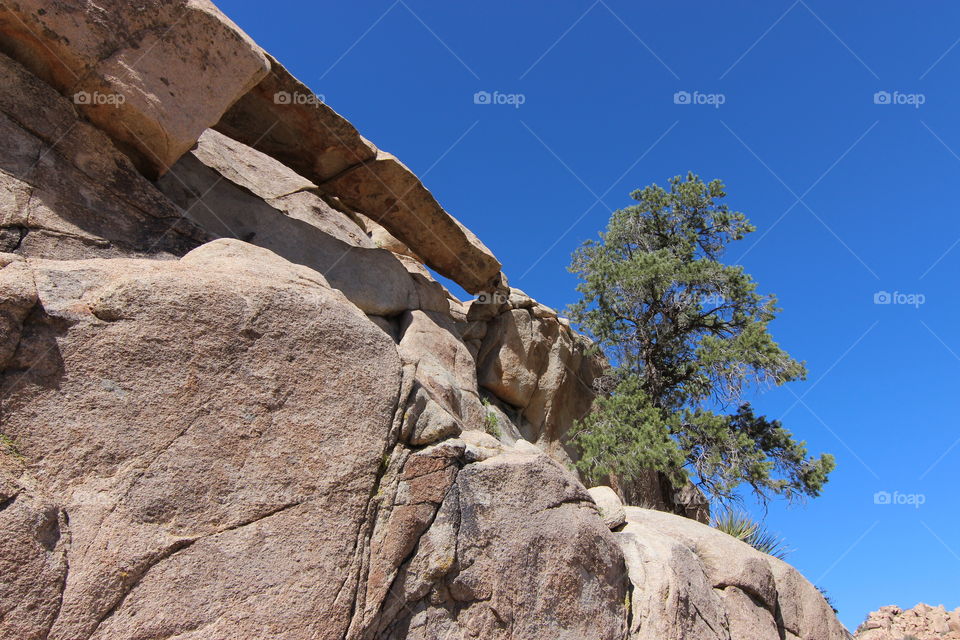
711, 510, 790, 560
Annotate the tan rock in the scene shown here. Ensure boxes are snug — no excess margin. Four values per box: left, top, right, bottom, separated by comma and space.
0, 0, 270, 177
357, 211, 422, 260
369, 450, 629, 639
477, 308, 556, 408
856, 603, 960, 640
0, 240, 402, 640
588, 486, 626, 530
0, 474, 68, 640
0, 255, 36, 368
157, 140, 422, 316
216, 52, 376, 183
398, 310, 485, 431
619, 507, 850, 640
0, 51, 204, 259
324, 149, 503, 294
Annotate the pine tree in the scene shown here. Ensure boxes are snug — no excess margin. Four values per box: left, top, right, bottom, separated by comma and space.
569, 172, 835, 504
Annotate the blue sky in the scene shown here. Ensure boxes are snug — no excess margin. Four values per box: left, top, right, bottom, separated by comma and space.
218, 0, 960, 630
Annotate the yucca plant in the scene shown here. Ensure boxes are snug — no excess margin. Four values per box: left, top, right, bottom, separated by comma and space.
711, 510, 791, 560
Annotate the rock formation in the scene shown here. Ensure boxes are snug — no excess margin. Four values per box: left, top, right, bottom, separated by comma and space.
0, 1, 850, 638
856, 604, 960, 640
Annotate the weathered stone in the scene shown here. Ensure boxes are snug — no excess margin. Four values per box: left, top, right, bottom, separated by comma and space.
356, 211, 421, 260
158, 140, 420, 316
216, 52, 376, 183
588, 486, 626, 530
0, 473, 68, 640
611, 468, 711, 524
620, 507, 850, 640
324, 149, 502, 294
0, 51, 204, 259
856, 603, 960, 640
478, 308, 556, 408
0, 240, 402, 640
0, 0, 270, 177
370, 450, 629, 639
0, 254, 35, 368
398, 310, 485, 431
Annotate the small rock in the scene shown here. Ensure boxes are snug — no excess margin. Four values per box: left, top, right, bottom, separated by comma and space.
587, 486, 626, 530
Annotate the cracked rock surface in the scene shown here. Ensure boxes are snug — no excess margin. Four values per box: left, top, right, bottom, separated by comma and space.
0, 3, 854, 638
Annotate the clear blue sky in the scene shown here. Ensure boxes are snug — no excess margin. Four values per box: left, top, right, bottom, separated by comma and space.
218, 0, 960, 630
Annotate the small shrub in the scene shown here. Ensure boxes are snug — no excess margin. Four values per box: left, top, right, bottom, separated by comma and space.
711, 510, 790, 560
481, 398, 503, 438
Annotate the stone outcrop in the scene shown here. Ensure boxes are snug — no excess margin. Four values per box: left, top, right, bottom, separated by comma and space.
0, 3, 853, 638
215, 54, 502, 294
0, 49, 204, 259
620, 508, 850, 640
856, 604, 960, 640
0, 0, 270, 177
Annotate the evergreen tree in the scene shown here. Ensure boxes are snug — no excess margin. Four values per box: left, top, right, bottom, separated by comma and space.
569, 172, 835, 504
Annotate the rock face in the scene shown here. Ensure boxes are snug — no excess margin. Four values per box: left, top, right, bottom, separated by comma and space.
619, 508, 851, 640
856, 604, 960, 640
0, 0, 270, 177
0, 49, 204, 259
0, 3, 852, 639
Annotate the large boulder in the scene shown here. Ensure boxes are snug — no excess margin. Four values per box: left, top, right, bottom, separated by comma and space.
215, 53, 502, 295
0, 469, 68, 640
476, 292, 605, 464
365, 449, 630, 639
0, 50, 203, 259
0, 0, 270, 177
0, 240, 403, 640
618, 507, 851, 640
215, 52, 377, 185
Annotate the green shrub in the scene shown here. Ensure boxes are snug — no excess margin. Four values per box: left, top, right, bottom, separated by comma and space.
711, 510, 790, 559
481, 398, 503, 438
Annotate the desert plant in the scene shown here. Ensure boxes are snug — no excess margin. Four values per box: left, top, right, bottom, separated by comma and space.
711, 509, 790, 559
481, 398, 503, 438
568, 172, 834, 505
